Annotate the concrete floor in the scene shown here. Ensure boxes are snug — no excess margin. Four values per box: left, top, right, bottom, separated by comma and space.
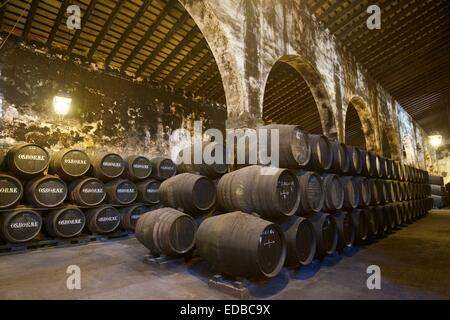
0, 210, 449, 300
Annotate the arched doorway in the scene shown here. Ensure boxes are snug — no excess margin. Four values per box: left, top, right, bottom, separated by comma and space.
262, 55, 336, 137
345, 97, 377, 151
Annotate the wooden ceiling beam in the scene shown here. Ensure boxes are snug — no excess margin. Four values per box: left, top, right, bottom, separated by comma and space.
68, 0, 97, 54
173, 52, 213, 89
86, 0, 124, 61
46, 1, 69, 47
120, 0, 176, 73
22, 0, 39, 39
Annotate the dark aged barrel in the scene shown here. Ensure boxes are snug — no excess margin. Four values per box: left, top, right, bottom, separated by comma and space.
329, 141, 350, 174
393, 181, 402, 202
136, 207, 197, 256
217, 165, 300, 221
150, 157, 177, 181
105, 179, 138, 205
196, 211, 286, 278
383, 204, 396, 231
123, 155, 152, 181
364, 207, 379, 239
386, 159, 394, 179
321, 173, 344, 212
0, 174, 23, 209
384, 180, 395, 203
6, 143, 50, 179
279, 215, 316, 266
43, 206, 85, 238
333, 211, 355, 251
347, 146, 363, 175
84, 205, 121, 234
257, 124, 311, 168
360, 149, 375, 177
309, 212, 338, 258
24, 175, 68, 208
68, 177, 106, 207
371, 153, 383, 178
428, 175, 444, 186
136, 179, 161, 205
351, 208, 369, 243
160, 173, 216, 215
375, 206, 387, 236
119, 205, 150, 231
0, 209, 42, 243
404, 201, 413, 224
354, 176, 371, 207
340, 176, 360, 210
368, 178, 380, 206
177, 142, 228, 178
379, 156, 388, 179
376, 179, 388, 205
303, 134, 333, 172
49, 149, 91, 181
89, 152, 125, 181
296, 171, 324, 215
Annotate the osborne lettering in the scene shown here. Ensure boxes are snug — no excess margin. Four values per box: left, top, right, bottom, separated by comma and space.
98, 216, 118, 222
160, 165, 175, 170
117, 188, 135, 193
103, 161, 122, 167
0, 187, 18, 193
59, 219, 82, 225
18, 154, 46, 161
64, 159, 88, 165
146, 188, 158, 193
82, 188, 104, 194
10, 221, 39, 229
39, 187, 64, 194
131, 214, 141, 220
133, 164, 149, 169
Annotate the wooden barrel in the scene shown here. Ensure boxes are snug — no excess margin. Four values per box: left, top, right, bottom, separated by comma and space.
89, 153, 125, 181
160, 173, 216, 215
0, 149, 5, 170
393, 181, 402, 202
321, 174, 344, 212
303, 134, 333, 172
354, 176, 371, 207
371, 153, 383, 178
217, 165, 300, 221
296, 171, 324, 215
386, 159, 394, 180
368, 178, 380, 205
136, 207, 197, 256
378, 156, 388, 179
375, 205, 387, 236
384, 180, 395, 203
279, 215, 316, 266
0, 174, 23, 209
150, 157, 177, 181
351, 208, 369, 243
177, 142, 228, 178
105, 179, 138, 205
257, 124, 311, 168
196, 211, 285, 278
43, 206, 85, 238
24, 175, 68, 208
84, 205, 121, 234
340, 176, 360, 210
364, 207, 379, 239
376, 179, 388, 205
329, 141, 350, 174
400, 182, 408, 201
347, 146, 363, 175
403, 201, 413, 224
0, 209, 42, 243
360, 149, 375, 177
383, 204, 396, 231
5, 143, 50, 179
396, 202, 407, 225
123, 155, 152, 181
49, 149, 91, 181
309, 212, 338, 258
119, 205, 150, 231
68, 177, 106, 207
136, 179, 161, 205
333, 211, 355, 251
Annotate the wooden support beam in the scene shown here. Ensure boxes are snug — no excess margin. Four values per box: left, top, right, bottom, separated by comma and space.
68, 0, 97, 54
86, 0, 124, 61
47, 1, 69, 47
135, 12, 189, 78
172, 51, 212, 89
120, 0, 176, 73
22, 0, 39, 39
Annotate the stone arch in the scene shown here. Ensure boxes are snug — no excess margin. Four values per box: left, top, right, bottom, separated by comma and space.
262, 54, 337, 138
179, 0, 245, 127
345, 96, 377, 151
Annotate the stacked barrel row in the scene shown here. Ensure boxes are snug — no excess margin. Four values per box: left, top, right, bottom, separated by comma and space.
428, 175, 450, 208
0, 143, 176, 243
135, 124, 433, 280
